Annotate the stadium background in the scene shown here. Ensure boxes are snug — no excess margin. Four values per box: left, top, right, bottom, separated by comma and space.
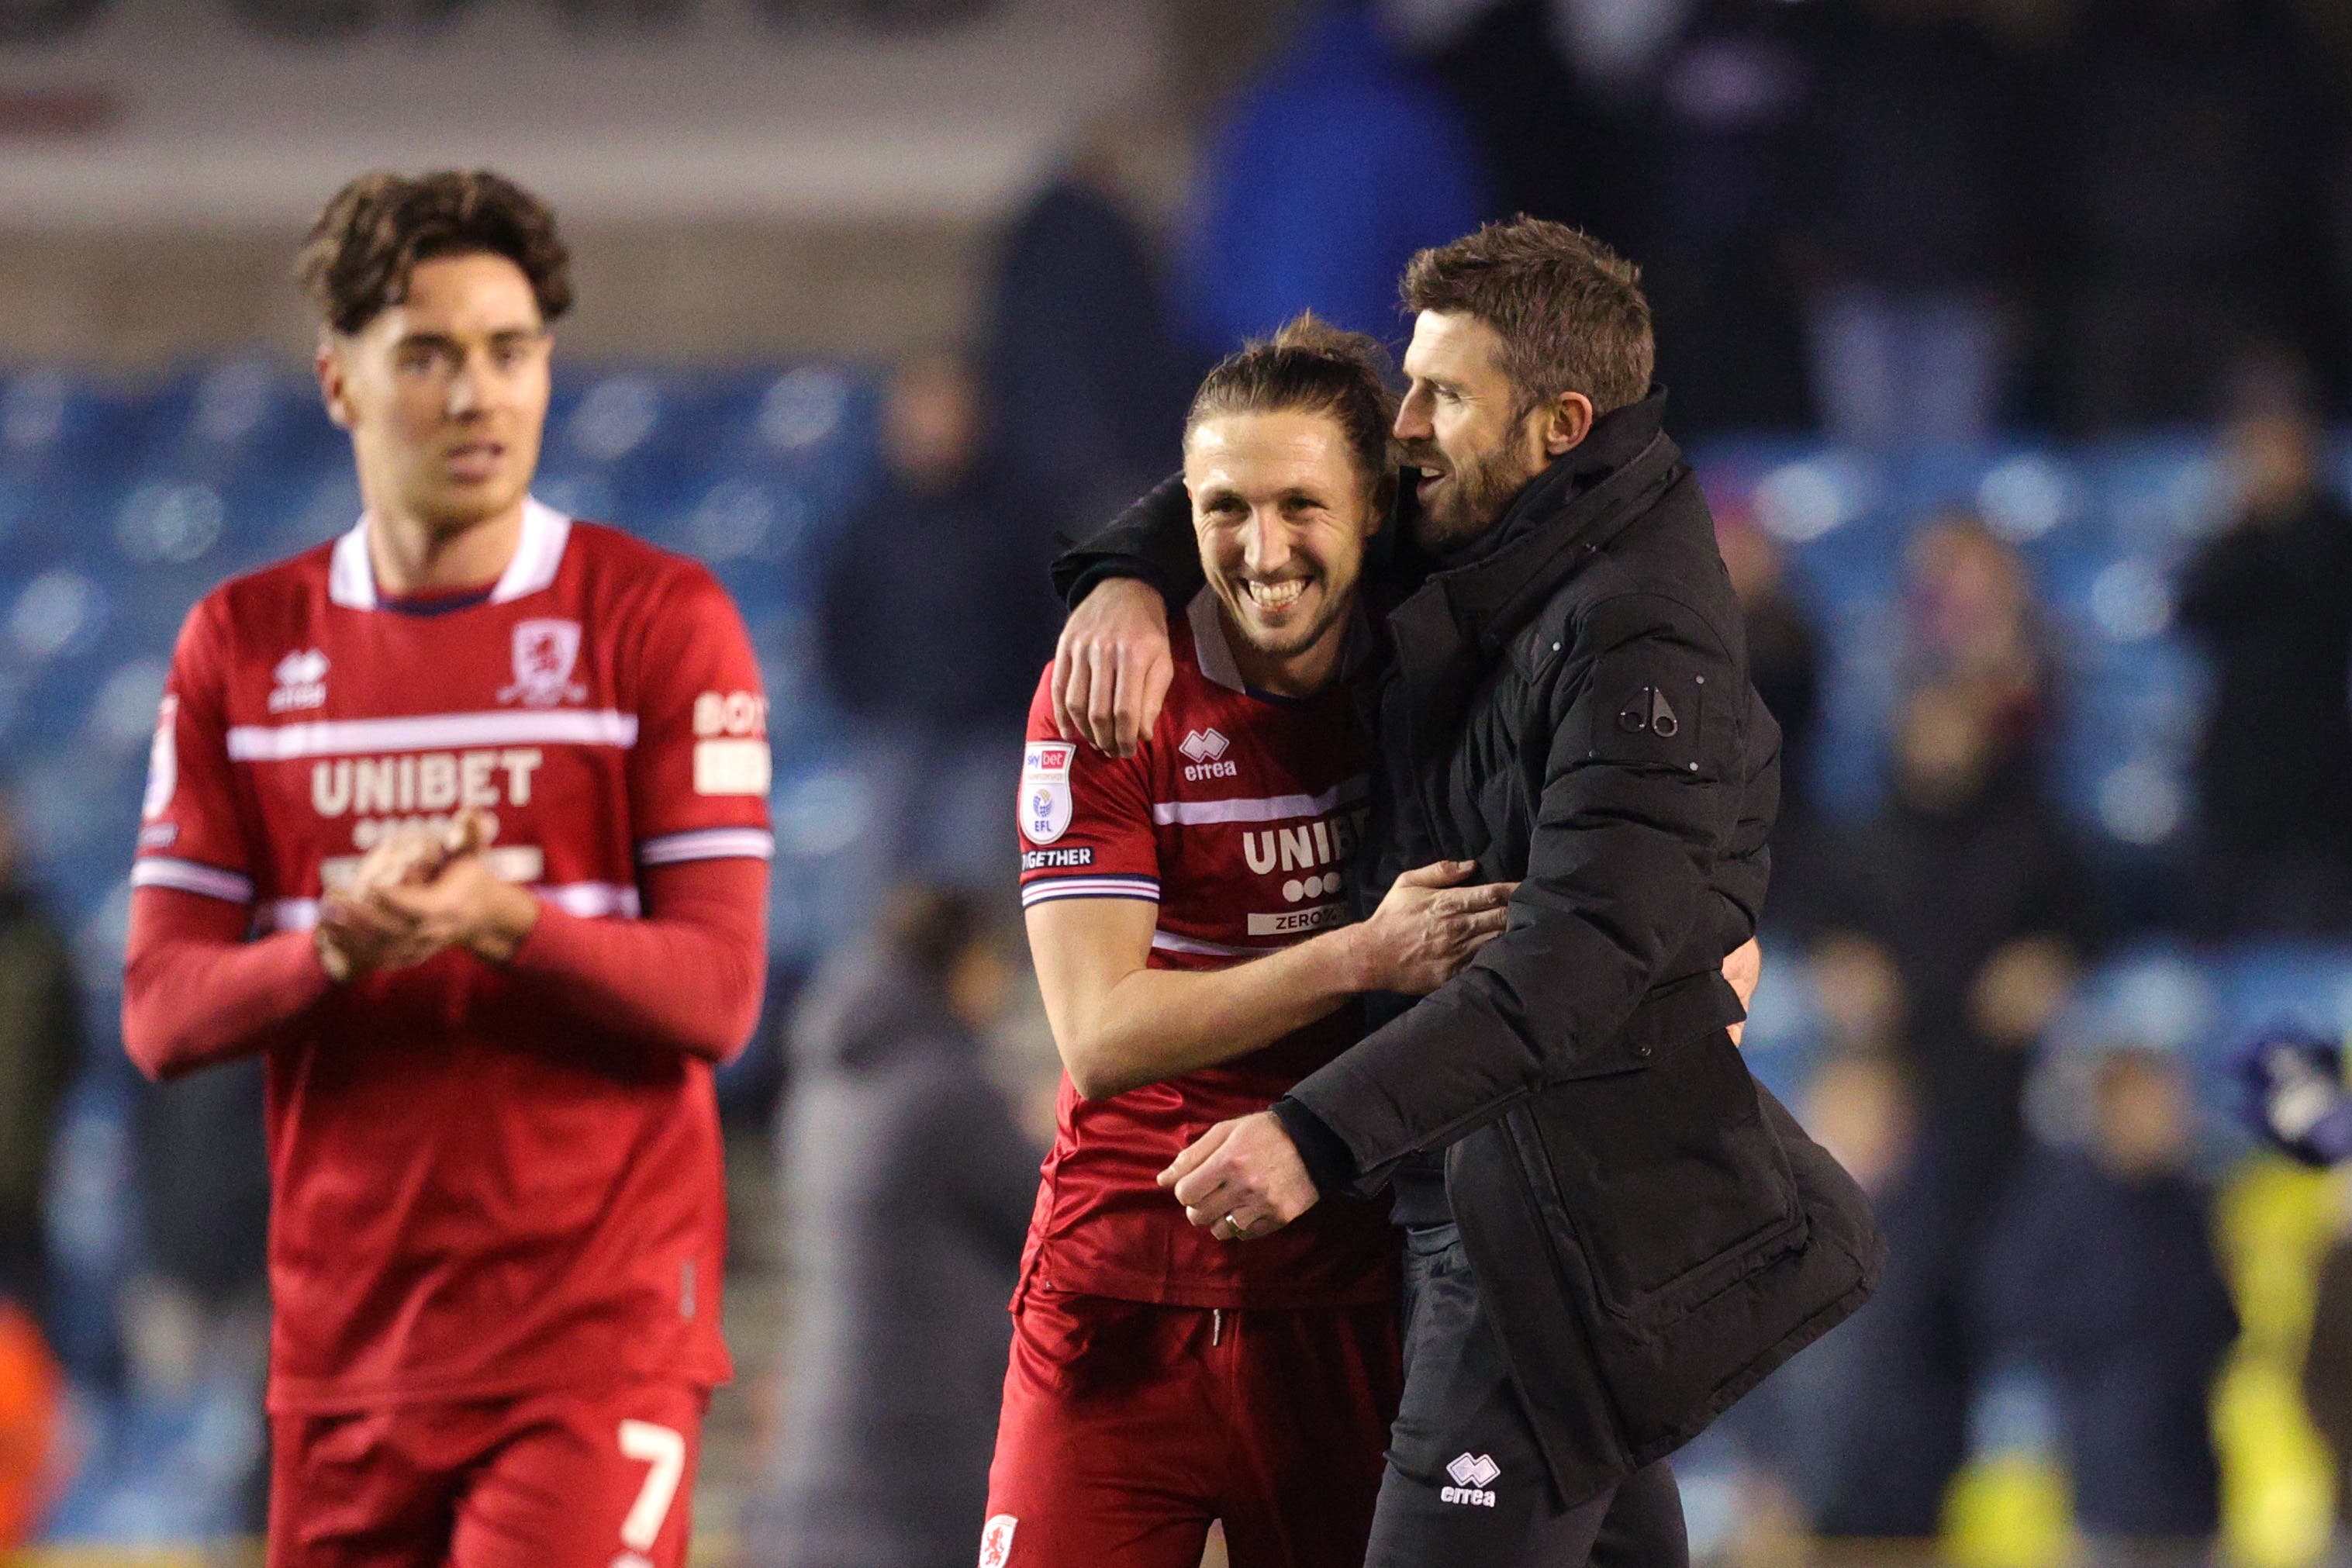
5, 0, 2352, 1559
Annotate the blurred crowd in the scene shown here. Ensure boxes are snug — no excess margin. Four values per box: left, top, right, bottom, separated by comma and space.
10, 0, 2352, 1556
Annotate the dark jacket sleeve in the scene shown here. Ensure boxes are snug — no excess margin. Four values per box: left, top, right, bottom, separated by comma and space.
1048, 471, 1205, 611
1289, 591, 1749, 1186
1708, 682, 1780, 960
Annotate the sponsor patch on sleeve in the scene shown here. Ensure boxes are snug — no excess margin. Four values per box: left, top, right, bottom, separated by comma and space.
693, 737, 772, 796
1020, 742, 1074, 844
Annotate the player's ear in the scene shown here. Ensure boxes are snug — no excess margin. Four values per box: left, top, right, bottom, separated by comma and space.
316, 334, 355, 431
1539, 391, 1594, 458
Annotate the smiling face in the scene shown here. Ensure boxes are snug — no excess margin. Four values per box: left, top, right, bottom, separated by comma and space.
1396, 309, 1591, 551
319, 251, 551, 538
1184, 409, 1381, 696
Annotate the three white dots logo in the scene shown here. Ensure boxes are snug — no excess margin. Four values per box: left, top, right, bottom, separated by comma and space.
1284, 872, 1338, 903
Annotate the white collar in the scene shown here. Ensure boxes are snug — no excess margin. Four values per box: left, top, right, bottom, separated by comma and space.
1188, 587, 1248, 693
329, 496, 572, 611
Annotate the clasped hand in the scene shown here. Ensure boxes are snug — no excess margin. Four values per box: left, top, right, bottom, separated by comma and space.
1159, 1110, 1321, 1243
315, 810, 539, 981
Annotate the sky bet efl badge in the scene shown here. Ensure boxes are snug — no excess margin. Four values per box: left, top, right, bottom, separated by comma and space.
1021, 741, 1074, 844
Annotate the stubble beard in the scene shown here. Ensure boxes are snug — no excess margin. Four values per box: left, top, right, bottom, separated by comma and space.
1220, 570, 1353, 668
1411, 439, 1535, 552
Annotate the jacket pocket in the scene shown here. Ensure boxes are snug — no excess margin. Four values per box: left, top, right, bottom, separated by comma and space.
1520, 1024, 1801, 1331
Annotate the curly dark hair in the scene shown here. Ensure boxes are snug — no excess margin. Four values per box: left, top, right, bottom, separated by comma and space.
295, 170, 574, 336
1185, 313, 1400, 514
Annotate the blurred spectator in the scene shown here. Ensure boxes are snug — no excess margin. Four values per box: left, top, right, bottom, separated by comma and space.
1646, 0, 1820, 431
1794, 672, 2100, 1532
2303, 1221, 2352, 1543
0, 790, 78, 1321
1795, 0, 2029, 444
130, 1054, 271, 1528
1901, 510, 2048, 740
2052, 0, 2333, 430
1397, 0, 1654, 268
1718, 506, 1822, 833
760, 887, 1042, 1568
1719, 1048, 1979, 1540
1807, 679, 2095, 1187
1177, 0, 1488, 353
1976, 1048, 2237, 1562
820, 351, 1043, 886
2176, 380, 2352, 936
0, 1298, 61, 1546
982, 130, 1196, 559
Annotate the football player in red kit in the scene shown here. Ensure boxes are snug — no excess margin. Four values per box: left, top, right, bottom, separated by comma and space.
985, 318, 1518, 1568
119, 172, 770, 1568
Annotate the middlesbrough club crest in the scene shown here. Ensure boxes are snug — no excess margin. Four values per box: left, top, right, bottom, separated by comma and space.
497, 619, 588, 707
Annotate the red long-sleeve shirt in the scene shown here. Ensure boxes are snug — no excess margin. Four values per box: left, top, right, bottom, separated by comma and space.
123, 505, 773, 1411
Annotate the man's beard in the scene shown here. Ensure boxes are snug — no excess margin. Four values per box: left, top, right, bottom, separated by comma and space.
1407, 440, 1532, 551
1224, 571, 1352, 662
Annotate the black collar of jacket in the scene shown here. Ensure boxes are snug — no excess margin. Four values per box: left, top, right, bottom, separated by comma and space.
1418, 391, 1683, 656
1376, 393, 1686, 804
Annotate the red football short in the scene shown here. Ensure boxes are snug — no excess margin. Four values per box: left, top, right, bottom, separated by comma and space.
982, 1289, 1401, 1568
268, 1381, 707, 1568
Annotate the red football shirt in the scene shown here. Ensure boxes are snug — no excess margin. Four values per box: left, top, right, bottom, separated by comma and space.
1015, 589, 1395, 1309
129, 500, 772, 1411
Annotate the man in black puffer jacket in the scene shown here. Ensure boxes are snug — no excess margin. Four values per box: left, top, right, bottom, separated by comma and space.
1048, 218, 1882, 1565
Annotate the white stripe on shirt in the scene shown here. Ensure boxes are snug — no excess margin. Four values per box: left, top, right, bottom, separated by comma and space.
1021, 876, 1161, 907
131, 857, 254, 903
1148, 775, 1369, 827
638, 827, 776, 865
225, 709, 639, 762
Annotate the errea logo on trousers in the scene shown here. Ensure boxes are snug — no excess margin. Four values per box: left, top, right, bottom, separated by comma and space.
1442, 1452, 1500, 1508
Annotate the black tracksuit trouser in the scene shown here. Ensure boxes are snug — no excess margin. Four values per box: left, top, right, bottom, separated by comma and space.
1364, 1224, 1690, 1567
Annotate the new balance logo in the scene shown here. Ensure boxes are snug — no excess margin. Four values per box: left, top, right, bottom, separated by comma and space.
1442, 1452, 1500, 1508
1179, 728, 1236, 781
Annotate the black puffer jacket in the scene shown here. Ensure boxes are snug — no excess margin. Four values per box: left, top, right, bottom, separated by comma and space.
1057, 395, 1882, 1506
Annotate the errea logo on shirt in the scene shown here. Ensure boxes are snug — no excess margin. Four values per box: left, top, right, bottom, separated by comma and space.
1442, 1452, 1500, 1508
1179, 728, 1237, 782
270, 649, 329, 713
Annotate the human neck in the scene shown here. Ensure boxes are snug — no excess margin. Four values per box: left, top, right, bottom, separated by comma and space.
364, 496, 526, 597
1222, 605, 1346, 699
